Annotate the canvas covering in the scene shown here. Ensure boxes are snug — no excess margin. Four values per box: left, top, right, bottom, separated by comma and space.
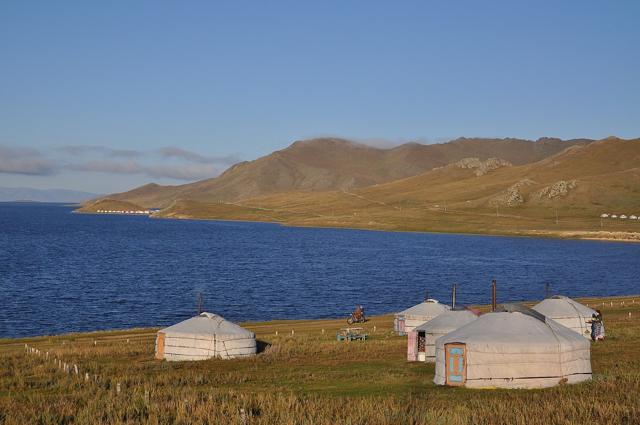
434, 310, 591, 389
408, 309, 478, 362
532, 296, 596, 339
155, 312, 256, 361
395, 299, 450, 334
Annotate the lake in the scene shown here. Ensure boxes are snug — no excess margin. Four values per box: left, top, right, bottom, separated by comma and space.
1, 202, 639, 338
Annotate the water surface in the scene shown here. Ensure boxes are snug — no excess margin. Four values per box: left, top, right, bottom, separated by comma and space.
1, 202, 639, 338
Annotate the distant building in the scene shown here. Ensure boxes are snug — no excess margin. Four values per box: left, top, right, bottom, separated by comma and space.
611, 214, 618, 218
620, 215, 628, 219
155, 312, 256, 361
600, 213, 609, 218
630, 215, 638, 220
394, 299, 450, 335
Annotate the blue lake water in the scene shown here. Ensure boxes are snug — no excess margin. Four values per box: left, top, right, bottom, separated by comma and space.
1, 202, 639, 338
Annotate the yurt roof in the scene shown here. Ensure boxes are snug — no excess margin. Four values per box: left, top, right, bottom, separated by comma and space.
160, 312, 254, 338
397, 299, 450, 317
532, 295, 596, 318
414, 308, 479, 333
438, 304, 588, 351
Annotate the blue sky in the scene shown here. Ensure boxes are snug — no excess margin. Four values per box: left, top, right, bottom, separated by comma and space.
1, 1, 639, 193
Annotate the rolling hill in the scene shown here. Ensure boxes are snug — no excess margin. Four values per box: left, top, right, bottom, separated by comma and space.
93, 137, 593, 208
153, 137, 640, 240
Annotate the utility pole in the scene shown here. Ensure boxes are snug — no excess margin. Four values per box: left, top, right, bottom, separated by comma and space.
555, 208, 559, 225
196, 293, 204, 315
496, 205, 499, 218
491, 279, 497, 311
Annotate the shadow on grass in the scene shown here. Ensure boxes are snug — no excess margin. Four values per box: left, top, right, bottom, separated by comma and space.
256, 340, 271, 354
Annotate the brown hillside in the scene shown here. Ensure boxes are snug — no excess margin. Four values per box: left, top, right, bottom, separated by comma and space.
76, 198, 146, 213
156, 138, 640, 240
103, 137, 592, 207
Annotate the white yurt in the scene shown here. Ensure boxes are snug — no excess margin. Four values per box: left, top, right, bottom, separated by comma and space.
532, 295, 596, 339
407, 307, 480, 362
155, 312, 256, 361
434, 304, 591, 389
394, 299, 450, 335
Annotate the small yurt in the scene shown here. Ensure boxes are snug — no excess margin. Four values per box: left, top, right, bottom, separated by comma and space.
394, 299, 450, 335
155, 312, 256, 361
532, 295, 596, 339
407, 307, 480, 362
434, 304, 591, 389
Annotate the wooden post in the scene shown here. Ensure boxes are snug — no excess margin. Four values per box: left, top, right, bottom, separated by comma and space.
452, 283, 457, 309
491, 280, 497, 311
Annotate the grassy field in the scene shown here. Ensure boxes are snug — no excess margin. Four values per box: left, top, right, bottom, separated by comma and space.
1, 296, 639, 424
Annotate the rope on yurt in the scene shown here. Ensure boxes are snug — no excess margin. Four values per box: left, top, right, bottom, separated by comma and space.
545, 316, 566, 380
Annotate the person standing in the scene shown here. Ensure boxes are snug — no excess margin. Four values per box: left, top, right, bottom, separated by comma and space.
589, 310, 605, 341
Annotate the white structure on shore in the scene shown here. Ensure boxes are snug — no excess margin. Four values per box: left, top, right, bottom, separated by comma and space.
434, 304, 591, 389
155, 313, 256, 361
96, 209, 150, 214
407, 308, 480, 362
394, 299, 450, 335
532, 295, 596, 339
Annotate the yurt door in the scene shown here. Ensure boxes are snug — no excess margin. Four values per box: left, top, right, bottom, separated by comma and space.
445, 343, 466, 386
155, 332, 165, 360
407, 331, 417, 361
417, 331, 426, 362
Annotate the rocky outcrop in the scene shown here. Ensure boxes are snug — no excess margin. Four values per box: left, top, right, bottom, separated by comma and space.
490, 179, 535, 207
533, 180, 577, 200
453, 157, 512, 176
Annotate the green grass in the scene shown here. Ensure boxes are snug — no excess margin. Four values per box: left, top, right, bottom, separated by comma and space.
1, 296, 640, 424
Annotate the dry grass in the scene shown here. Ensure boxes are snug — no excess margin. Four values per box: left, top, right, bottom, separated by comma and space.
1, 296, 639, 424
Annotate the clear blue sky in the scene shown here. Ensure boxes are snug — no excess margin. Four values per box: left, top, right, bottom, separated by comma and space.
1, 1, 639, 193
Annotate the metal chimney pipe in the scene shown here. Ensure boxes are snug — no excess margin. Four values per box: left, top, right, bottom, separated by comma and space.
452, 283, 457, 309
545, 282, 550, 299
491, 280, 497, 311
424, 289, 429, 302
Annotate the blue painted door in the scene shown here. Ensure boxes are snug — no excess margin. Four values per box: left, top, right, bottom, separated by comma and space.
445, 343, 466, 386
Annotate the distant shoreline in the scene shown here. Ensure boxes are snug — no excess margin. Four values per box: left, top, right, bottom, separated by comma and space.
2, 294, 639, 341
74, 208, 640, 243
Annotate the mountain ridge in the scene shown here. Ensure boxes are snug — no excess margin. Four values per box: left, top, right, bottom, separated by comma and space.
95, 136, 594, 208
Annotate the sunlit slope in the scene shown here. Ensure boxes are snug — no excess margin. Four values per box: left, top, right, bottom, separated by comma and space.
157, 138, 640, 238
100, 137, 591, 208
77, 198, 147, 213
